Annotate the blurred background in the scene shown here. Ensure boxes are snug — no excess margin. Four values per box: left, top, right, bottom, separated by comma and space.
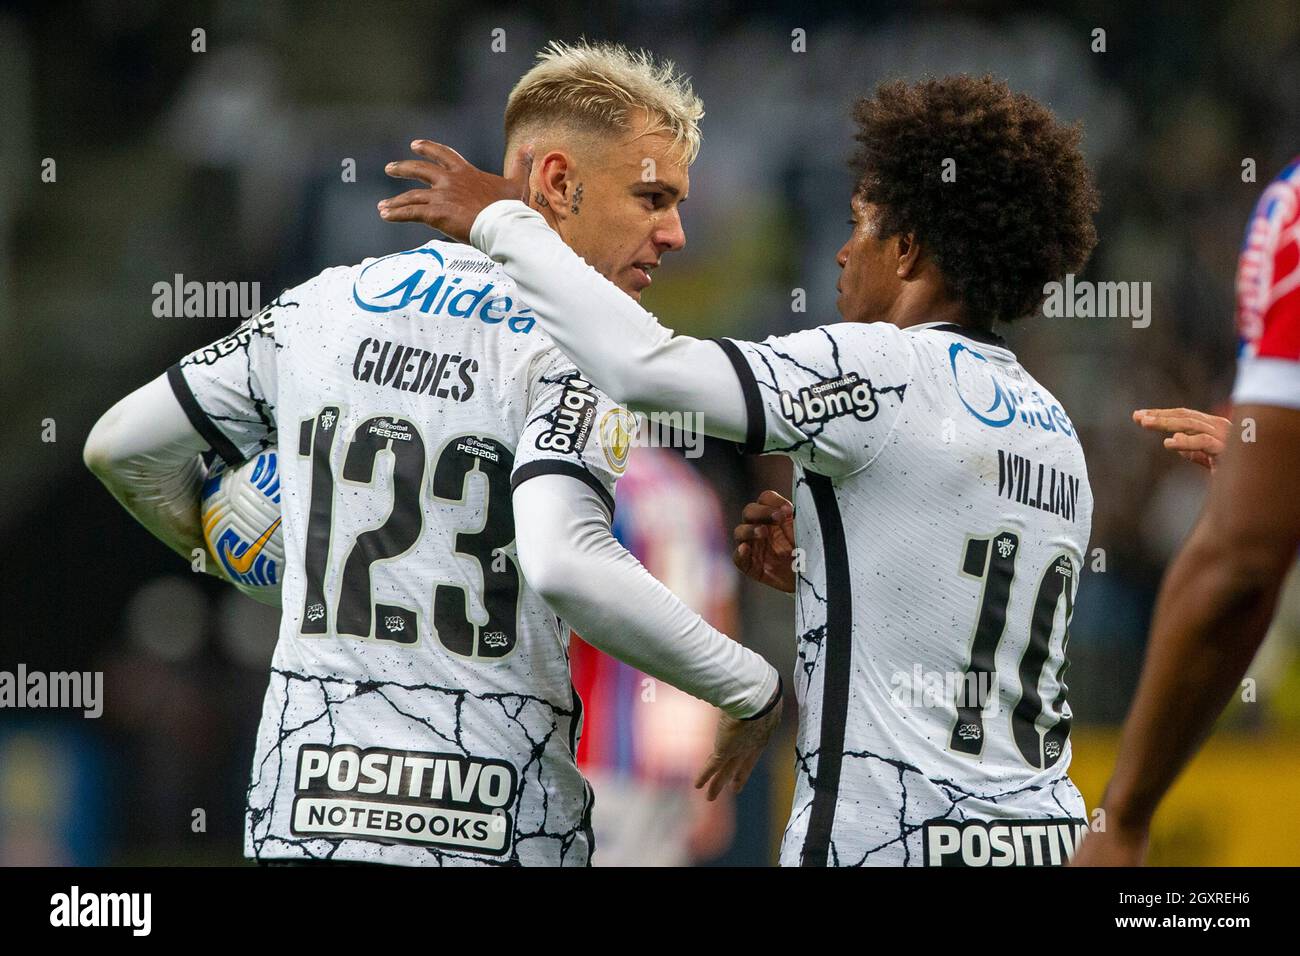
2, 0, 1298, 865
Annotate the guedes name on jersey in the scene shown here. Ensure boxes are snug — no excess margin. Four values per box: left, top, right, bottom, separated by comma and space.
353, 336, 479, 401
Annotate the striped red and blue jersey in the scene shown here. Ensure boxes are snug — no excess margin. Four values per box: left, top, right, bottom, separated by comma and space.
1233, 156, 1300, 409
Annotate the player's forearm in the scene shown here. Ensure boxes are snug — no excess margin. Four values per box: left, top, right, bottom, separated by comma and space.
1101, 519, 1284, 830
471, 200, 748, 441
84, 374, 217, 570
513, 476, 780, 718
87, 448, 207, 562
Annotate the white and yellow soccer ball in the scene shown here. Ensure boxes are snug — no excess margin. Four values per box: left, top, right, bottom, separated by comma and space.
201, 450, 284, 607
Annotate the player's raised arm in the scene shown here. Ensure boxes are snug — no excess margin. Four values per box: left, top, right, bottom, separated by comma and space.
380, 145, 912, 476
379, 142, 752, 443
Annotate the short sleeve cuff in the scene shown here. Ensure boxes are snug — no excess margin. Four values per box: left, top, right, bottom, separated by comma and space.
166, 364, 244, 466
1232, 356, 1300, 410
511, 459, 616, 517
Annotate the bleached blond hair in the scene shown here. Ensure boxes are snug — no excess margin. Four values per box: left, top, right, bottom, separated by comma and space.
505, 40, 703, 164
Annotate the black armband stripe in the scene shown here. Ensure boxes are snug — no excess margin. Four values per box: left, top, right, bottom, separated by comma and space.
709, 338, 766, 455
511, 459, 616, 518
167, 364, 244, 466
742, 675, 783, 721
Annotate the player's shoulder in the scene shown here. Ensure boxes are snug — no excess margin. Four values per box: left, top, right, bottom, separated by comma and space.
1240, 157, 1300, 256
1240, 157, 1300, 262
750, 318, 916, 371
1236, 156, 1300, 359
1255, 155, 1300, 216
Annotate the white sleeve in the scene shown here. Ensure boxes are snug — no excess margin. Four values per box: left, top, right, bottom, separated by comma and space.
512, 472, 781, 720
511, 346, 629, 516
712, 323, 914, 476
471, 199, 749, 443
83, 373, 214, 564
167, 299, 281, 467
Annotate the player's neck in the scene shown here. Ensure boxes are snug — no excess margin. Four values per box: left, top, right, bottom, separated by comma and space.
534, 201, 564, 236
889, 290, 969, 332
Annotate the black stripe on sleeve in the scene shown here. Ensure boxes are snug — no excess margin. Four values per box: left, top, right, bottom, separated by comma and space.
709, 337, 766, 455
800, 472, 853, 867
511, 459, 616, 518
167, 364, 244, 466
741, 675, 783, 721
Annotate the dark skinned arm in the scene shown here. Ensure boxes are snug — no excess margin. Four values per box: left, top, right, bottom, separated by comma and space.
1073, 403, 1300, 865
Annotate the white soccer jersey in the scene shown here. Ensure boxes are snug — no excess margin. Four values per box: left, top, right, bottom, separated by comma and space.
170, 241, 633, 866
715, 321, 1093, 866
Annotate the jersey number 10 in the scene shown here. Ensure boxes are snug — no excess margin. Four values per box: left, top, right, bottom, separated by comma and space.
951, 531, 1076, 770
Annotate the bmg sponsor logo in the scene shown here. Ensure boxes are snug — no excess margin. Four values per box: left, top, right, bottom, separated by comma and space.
291, 745, 517, 855
536, 375, 598, 454
778, 372, 882, 427
923, 818, 1088, 866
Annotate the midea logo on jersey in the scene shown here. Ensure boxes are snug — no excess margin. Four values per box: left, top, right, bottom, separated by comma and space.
947, 342, 1075, 437
779, 372, 882, 426
352, 247, 536, 334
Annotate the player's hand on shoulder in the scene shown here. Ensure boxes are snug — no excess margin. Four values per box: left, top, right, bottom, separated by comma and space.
378, 140, 533, 242
1132, 406, 1231, 472
733, 490, 796, 593
694, 688, 783, 801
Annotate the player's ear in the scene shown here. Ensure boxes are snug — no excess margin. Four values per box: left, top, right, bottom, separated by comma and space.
535, 149, 573, 221
896, 231, 922, 279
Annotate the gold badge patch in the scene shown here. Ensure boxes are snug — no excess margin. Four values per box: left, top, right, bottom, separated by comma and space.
599, 408, 636, 474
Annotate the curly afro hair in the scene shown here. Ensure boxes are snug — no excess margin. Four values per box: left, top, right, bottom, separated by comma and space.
850, 75, 1099, 329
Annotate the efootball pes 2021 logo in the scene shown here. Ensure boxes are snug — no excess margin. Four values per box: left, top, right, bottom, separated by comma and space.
291, 745, 518, 855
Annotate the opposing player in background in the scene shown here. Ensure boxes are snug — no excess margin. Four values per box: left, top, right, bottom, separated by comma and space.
1074, 157, 1300, 866
382, 75, 1101, 865
572, 444, 746, 866
83, 41, 781, 867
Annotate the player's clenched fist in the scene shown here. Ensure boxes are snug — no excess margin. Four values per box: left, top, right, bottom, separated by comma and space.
733, 490, 796, 593
1132, 406, 1231, 472
378, 140, 533, 241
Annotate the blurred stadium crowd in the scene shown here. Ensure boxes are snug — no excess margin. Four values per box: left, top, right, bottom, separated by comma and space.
2, 0, 1298, 864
